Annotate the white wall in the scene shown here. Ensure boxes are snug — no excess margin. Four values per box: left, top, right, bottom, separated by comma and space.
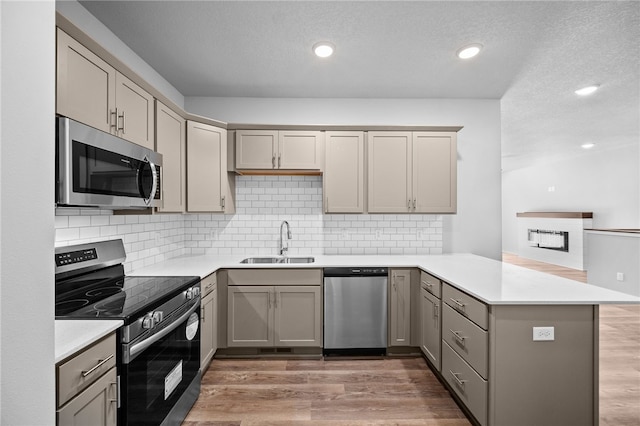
0, 1, 56, 424
502, 144, 640, 254
56, 0, 185, 110
186, 97, 503, 260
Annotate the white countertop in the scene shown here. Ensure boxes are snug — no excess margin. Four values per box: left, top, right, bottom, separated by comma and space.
132, 253, 640, 305
55, 320, 123, 363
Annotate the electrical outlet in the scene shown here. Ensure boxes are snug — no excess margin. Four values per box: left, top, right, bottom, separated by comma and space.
617, 272, 625, 281
533, 326, 555, 341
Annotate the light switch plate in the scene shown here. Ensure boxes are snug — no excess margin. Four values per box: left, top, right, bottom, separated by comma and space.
533, 326, 555, 341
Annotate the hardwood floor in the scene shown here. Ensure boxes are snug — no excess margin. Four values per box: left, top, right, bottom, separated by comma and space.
184, 255, 640, 425
184, 357, 470, 425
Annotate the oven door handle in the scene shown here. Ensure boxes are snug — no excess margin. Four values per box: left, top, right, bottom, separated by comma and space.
127, 300, 200, 363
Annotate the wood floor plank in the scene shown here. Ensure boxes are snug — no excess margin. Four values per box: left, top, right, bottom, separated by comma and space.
240, 420, 471, 426
202, 371, 310, 386
198, 384, 344, 402
310, 397, 467, 421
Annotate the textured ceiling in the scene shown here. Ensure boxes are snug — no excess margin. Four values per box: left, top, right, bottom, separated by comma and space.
79, 1, 640, 171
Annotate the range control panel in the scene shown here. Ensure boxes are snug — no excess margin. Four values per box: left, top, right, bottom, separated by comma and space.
55, 248, 98, 266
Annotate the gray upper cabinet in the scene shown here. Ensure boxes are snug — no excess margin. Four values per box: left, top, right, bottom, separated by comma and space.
368, 131, 457, 213
324, 131, 365, 213
235, 130, 323, 170
186, 121, 228, 213
155, 101, 186, 213
56, 29, 155, 150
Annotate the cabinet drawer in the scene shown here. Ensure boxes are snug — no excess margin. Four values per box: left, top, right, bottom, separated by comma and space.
442, 341, 487, 426
202, 272, 217, 297
442, 283, 488, 330
442, 303, 488, 379
420, 271, 441, 298
57, 333, 116, 407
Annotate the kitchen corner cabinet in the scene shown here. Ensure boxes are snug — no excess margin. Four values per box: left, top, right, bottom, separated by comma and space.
200, 272, 218, 371
186, 121, 231, 213
324, 131, 365, 213
226, 269, 322, 348
389, 269, 412, 346
368, 131, 457, 213
56, 29, 155, 150
420, 271, 442, 370
155, 101, 185, 213
56, 333, 117, 426
235, 130, 323, 170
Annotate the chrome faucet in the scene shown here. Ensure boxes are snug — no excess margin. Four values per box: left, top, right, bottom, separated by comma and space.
279, 220, 292, 256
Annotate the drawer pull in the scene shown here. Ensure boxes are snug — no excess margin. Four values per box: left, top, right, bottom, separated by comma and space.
449, 370, 468, 388
450, 329, 467, 345
81, 354, 114, 378
450, 298, 466, 311
422, 280, 433, 289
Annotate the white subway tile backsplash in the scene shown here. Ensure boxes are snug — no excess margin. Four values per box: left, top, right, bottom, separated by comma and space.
55, 176, 443, 268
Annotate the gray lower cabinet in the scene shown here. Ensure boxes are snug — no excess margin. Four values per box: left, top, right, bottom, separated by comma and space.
56, 333, 117, 426
200, 272, 218, 371
420, 286, 441, 370
227, 284, 322, 348
389, 269, 412, 346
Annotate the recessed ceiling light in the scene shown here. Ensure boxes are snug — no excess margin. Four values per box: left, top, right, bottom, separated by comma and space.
581, 143, 596, 149
456, 43, 482, 59
313, 42, 335, 58
575, 85, 600, 96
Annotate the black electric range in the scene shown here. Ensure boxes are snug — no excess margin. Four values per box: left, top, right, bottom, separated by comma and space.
55, 239, 202, 426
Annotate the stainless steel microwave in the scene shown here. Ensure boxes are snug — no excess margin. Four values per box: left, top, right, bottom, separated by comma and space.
56, 117, 162, 209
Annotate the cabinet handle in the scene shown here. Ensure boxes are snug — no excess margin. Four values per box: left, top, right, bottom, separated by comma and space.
434, 304, 439, 318
272, 155, 276, 168
201, 305, 205, 322
122, 110, 126, 134
413, 199, 416, 209
449, 370, 467, 388
422, 280, 432, 289
221, 196, 225, 209
408, 199, 411, 210
110, 108, 118, 131
449, 329, 466, 345
275, 291, 279, 308
81, 354, 114, 378
278, 154, 281, 168
449, 298, 466, 311
109, 381, 118, 404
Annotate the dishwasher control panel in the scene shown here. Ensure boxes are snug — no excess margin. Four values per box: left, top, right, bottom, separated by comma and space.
324, 267, 388, 277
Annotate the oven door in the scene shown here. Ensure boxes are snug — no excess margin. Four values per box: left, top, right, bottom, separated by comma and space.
120, 300, 201, 426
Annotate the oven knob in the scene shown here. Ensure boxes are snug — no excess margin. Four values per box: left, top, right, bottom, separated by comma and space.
186, 287, 200, 300
142, 315, 155, 329
152, 311, 163, 324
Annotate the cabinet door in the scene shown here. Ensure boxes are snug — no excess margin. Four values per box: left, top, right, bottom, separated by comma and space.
412, 132, 457, 213
274, 286, 322, 347
368, 132, 412, 213
114, 72, 155, 149
421, 288, 441, 371
155, 101, 185, 213
56, 29, 116, 134
236, 130, 278, 169
324, 132, 365, 213
278, 131, 323, 169
187, 121, 227, 212
57, 367, 117, 426
227, 286, 273, 347
389, 269, 412, 346
200, 292, 215, 370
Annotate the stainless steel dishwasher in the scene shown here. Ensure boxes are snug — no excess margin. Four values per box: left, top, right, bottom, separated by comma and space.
323, 267, 388, 355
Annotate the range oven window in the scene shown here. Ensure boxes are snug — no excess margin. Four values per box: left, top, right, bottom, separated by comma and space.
121, 308, 200, 425
72, 140, 155, 199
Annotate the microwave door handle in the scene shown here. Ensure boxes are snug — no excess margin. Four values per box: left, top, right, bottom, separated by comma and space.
146, 159, 157, 206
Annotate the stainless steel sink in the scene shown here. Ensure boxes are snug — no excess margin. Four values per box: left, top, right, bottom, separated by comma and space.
240, 256, 315, 264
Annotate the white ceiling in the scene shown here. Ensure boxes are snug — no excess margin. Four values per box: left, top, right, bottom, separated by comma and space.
79, 1, 640, 171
